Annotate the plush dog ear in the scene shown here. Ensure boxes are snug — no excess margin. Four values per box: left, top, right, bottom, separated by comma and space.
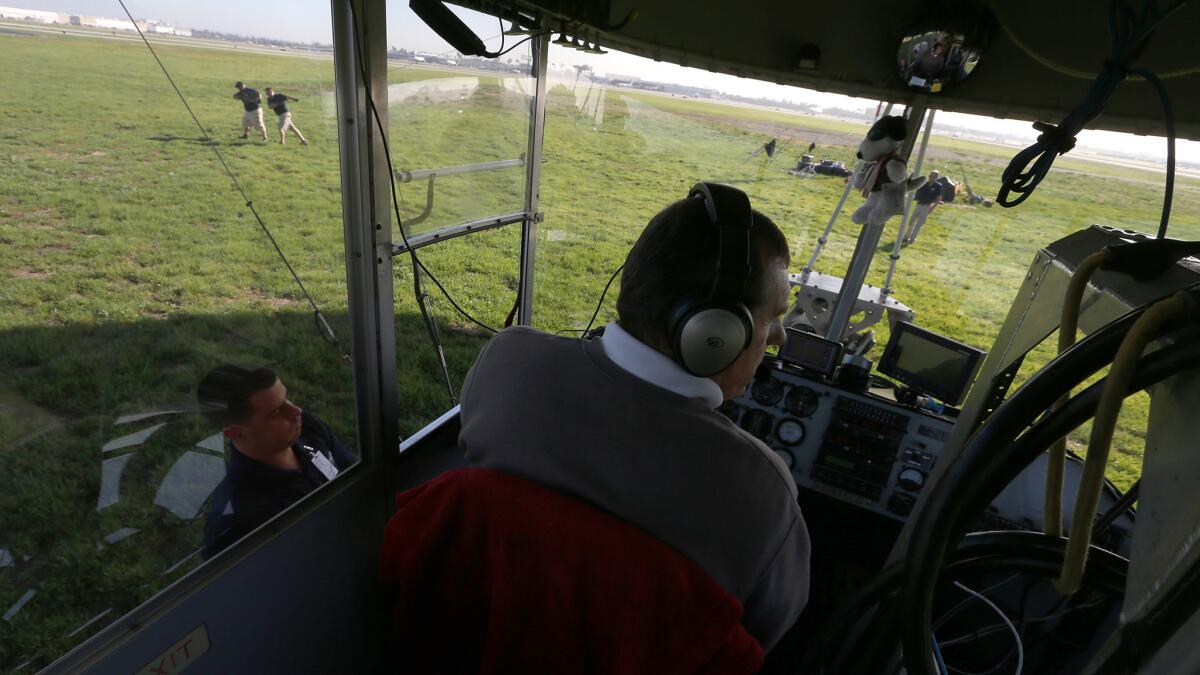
866, 115, 908, 142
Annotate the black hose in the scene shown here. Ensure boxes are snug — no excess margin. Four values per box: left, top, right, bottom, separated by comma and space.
1094, 479, 1139, 538
800, 531, 1128, 674
901, 333, 1200, 675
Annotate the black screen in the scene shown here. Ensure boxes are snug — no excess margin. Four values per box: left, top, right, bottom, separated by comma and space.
879, 322, 984, 405
779, 329, 841, 375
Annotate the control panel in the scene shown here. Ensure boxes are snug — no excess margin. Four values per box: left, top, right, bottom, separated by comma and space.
723, 358, 953, 521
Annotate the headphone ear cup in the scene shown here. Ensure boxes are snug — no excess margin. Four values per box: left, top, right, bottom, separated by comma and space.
670, 301, 753, 377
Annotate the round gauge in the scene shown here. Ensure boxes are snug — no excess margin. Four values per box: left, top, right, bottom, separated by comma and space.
751, 377, 785, 406
785, 386, 820, 418
739, 409, 774, 439
774, 448, 795, 468
775, 418, 806, 446
718, 400, 741, 422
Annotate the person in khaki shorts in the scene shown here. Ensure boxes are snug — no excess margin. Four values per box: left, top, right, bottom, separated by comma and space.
233, 81, 267, 141
265, 87, 309, 146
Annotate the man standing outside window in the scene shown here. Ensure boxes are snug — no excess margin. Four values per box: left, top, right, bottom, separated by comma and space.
233, 81, 268, 141
265, 86, 309, 146
905, 169, 943, 245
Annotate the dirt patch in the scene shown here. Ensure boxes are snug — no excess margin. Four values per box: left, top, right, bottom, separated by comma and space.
9, 268, 54, 279
666, 109, 863, 149
265, 296, 300, 309
229, 287, 301, 309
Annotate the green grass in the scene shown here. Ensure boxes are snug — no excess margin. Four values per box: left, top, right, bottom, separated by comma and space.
2, 29, 1197, 669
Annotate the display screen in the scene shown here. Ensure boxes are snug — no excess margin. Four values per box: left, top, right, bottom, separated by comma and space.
779, 328, 842, 375
878, 322, 985, 405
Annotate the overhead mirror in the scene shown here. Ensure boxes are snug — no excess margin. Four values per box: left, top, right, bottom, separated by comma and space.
897, 30, 982, 93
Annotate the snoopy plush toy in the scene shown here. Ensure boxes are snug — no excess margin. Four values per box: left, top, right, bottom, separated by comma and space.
851, 115, 927, 226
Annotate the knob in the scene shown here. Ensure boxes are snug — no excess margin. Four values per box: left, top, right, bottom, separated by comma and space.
888, 493, 915, 516
897, 468, 925, 492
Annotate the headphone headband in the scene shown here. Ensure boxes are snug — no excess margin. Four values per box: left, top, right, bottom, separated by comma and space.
667, 182, 756, 377
688, 182, 753, 306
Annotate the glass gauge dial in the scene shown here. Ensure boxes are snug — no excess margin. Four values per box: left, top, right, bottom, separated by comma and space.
718, 400, 741, 422
751, 377, 785, 406
739, 409, 774, 439
785, 386, 820, 418
775, 418, 806, 446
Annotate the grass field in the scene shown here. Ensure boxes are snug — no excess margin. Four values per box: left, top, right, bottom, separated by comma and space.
2, 27, 1198, 670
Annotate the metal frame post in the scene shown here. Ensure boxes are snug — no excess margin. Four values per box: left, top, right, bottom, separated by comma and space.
802, 102, 895, 280
823, 101, 926, 342
333, 0, 398, 476
882, 108, 935, 297
516, 30, 550, 326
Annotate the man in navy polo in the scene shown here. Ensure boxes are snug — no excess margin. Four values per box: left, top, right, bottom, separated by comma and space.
198, 364, 355, 558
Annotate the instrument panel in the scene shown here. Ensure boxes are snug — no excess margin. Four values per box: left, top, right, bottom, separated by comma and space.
723, 358, 953, 521
726, 357, 1135, 546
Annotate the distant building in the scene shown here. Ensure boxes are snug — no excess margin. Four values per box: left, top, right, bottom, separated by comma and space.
605, 73, 641, 87
0, 5, 67, 23
94, 16, 141, 32
148, 23, 191, 36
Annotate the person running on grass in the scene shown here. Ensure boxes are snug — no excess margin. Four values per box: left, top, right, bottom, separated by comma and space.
265, 87, 309, 146
233, 81, 268, 141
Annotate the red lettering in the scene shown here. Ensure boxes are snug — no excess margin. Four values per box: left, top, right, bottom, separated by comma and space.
179, 637, 193, 659
170, 651, 177, 668
149, 659, 170, 675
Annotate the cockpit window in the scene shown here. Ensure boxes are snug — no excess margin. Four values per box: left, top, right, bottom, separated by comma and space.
527, 39, 1200, 492
0, 4, 357, 669
386, 2, 534, 240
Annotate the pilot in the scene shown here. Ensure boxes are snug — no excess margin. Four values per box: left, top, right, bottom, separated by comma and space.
459, 186, 809, 652
197, 364, 355, 558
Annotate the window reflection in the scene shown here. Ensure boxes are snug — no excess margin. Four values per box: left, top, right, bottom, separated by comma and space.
387, 2, 533, 238
385, 2, 532, 436
0, 2, 355, 669
198, 365, 356, 559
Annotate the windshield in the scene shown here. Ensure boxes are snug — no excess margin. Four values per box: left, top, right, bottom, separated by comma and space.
1, 2, 356, 669
380, 14, 1200, 491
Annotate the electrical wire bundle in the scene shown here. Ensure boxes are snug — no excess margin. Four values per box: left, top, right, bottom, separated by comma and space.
996, 0, 1183, 241
900, 287, 1200, 675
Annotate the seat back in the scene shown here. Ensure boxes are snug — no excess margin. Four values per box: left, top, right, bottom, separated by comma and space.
379, 468, 763, 675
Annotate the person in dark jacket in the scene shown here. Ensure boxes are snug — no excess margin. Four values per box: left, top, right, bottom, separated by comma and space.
264, 86, 308, 146
198, 364, 355, 558
905, 169, 943, 245
233, 81, 268, 141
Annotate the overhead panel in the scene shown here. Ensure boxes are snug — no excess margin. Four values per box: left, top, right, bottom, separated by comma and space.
481, 0, 1200, 139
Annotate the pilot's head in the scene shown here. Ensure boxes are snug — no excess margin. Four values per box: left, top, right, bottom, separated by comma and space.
198, 364, 303, 455
617, 195, 791, 400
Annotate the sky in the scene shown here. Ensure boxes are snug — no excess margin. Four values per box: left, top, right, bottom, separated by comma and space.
16, 0, 1200, 163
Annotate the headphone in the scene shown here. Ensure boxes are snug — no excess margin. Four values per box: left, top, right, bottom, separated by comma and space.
667, 182, 755, 377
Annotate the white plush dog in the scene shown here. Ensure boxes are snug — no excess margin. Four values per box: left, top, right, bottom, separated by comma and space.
850, 115, 927, 225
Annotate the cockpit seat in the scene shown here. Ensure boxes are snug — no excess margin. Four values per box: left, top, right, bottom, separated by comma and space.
379, 467, 763, 674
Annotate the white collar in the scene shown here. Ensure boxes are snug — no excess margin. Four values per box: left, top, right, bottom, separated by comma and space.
599, 322, 725, 409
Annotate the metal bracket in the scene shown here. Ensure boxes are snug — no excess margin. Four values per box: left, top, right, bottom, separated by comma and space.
784, 271, 914, 339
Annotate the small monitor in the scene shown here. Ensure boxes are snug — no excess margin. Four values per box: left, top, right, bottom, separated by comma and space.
877, 322, 985, 406
778, 328, 842, 376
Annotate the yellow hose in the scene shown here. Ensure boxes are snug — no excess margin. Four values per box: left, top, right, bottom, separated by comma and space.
1056, 292, 1192, 595
1045, 251, 1108, 538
